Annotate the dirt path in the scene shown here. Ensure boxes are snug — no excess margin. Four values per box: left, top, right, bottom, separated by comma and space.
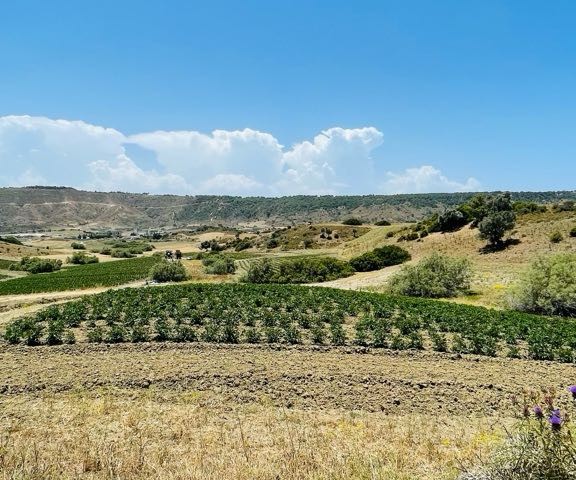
1, 342, 574, 415
310, 265, 402, 290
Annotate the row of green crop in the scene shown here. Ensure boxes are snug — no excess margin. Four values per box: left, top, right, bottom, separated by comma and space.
0, 256, 161, 296
4, 283, 576, 362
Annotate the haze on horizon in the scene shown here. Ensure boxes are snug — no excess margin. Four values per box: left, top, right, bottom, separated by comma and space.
0, 1, 574, 196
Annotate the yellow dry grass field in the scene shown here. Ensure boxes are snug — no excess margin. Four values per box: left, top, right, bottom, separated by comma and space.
0, 388, 499, 480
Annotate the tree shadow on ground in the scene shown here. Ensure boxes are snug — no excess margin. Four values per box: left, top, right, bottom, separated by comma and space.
479, 238, 521, 254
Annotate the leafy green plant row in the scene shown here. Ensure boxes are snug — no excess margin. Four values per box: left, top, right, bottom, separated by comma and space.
4, 283, 576, 362
0, 256, 161, 296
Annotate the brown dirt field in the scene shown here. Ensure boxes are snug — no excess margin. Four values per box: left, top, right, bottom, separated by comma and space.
1, 343, 574, 416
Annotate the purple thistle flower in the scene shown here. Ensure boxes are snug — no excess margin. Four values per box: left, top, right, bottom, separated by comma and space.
568, 385, 576, 399
533, 405, 544, 419
549, 412, 562, 431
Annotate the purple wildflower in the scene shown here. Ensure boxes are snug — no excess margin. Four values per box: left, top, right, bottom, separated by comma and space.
549, 411, 562, 431
568, 385, 576, 399
533, 405, 544, 419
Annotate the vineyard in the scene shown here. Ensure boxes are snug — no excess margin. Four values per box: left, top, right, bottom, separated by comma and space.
0, 256, 161, 296
4, 283, 576, 362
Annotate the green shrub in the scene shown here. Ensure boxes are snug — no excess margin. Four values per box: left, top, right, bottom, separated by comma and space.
570, 227, 576, 238
511, 253, 576, 317
265, 238, 279, 249
349, 245, 411, 272
436, 209, 468, 232
374, 220, 391, 226
550, 231, 564, 243
202, 255, 236, 275
234, 239, 252, 252
71, 242, 86, 250
552, 200, 575, 212
11, 256, 62, 274
243, 256, 354, 284
397, 232, 419, 242
342, 218, 363, 225
111, 250, 136, 258
513, 201, 547, 215
150, 260, 188, 283
388, 253, 473, 298
67, 252, 99, 265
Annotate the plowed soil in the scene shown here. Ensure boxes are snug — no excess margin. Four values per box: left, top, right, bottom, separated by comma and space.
2, 342, 574, 415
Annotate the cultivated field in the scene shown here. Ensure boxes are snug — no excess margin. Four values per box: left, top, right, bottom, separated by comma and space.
0, 200, 575, 479
2, 342, 570, 479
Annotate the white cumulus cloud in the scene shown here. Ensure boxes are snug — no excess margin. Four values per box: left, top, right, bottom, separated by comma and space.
381, 165, 481, 194
0, 115, 481, 195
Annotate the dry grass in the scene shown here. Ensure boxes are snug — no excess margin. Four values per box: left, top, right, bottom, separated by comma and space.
0, 388, 501, 480
331, 212, 576, 308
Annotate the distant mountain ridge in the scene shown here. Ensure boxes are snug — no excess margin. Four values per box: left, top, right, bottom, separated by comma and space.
0, 186, 575, 232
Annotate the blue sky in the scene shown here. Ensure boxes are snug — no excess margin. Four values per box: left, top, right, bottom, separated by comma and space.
0, 0, 574, 195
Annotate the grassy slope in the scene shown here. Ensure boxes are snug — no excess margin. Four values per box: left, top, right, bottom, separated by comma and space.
331, 210, 576, 308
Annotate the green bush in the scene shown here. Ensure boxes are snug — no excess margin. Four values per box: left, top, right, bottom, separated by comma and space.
342, 218, 363, 225
397, 232, 419, 242
202, 255, 236, 275
511, 253, 576, 317
10, 256, 62, 274
570, 227, 576, 238
150, 260, 188, 283
436, 209, 468, 232
374, 220, 391, 226
552, 200, 575, 212
70, 242, 86, 250
111, 250, 136, 258
234, 239, 252, 252
243, 256, 354, 284
265, 238, 279, 249
550, 231, 564, 243
349, 245, 411, 272
513, 201, 547, 215
388, 253, 473, 298
67, 252, 99, 265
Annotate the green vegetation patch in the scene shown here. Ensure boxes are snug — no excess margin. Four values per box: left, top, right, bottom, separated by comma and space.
243, 256, 354, 284
5, 283, 576, 363
349, 245, 411, 272
0, 255, 161, 296
388, 253, 472, 298
0, 259, 17, 270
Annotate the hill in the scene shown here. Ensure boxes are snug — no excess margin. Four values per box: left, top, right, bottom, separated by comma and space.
1, 186, 575, 232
